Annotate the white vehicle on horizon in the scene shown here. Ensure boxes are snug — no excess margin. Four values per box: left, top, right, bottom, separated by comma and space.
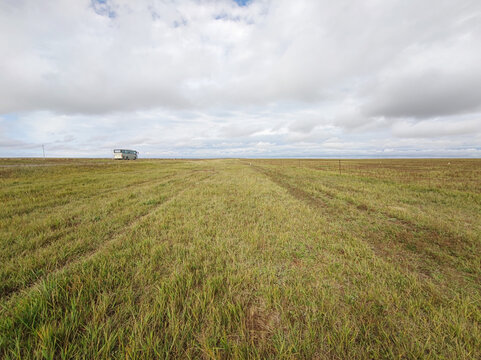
113, 149, 138, 160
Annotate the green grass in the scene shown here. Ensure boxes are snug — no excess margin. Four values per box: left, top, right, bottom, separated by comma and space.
0, 158, 480, 359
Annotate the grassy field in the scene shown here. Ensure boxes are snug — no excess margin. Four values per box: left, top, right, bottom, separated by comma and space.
0, 158, 480, 359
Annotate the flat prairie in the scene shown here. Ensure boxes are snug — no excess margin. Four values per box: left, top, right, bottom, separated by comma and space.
0, 158, 480, 359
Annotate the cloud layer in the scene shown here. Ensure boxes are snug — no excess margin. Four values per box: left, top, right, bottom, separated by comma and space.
1, 0, 480, 157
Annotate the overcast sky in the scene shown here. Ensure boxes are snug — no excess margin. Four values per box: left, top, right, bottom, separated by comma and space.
1, 0, 480, 158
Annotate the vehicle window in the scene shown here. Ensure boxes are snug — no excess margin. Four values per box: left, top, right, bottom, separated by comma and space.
113, 149, 137, 155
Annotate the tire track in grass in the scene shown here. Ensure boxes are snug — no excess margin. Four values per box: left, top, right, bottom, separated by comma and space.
0, 165, 211, 255
295, 170, 480, 264
301, 171, 481, 238
0, 168, 178, 220
257, 164, 473, 256
253, 164, 481, 287
50, 171, 214, 273
0, 170, 216, 303
1, 162, 174, 206
0, 169, 193, 257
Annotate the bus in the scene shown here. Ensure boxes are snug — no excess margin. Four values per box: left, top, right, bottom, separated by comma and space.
113, 149, 138, 160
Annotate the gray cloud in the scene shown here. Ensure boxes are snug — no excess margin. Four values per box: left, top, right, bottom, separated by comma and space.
1, 0, 481, 157
392, 118, 481, 138
0, 137, 32, 149
364, 71, 481, 119
288, 118, 321, 134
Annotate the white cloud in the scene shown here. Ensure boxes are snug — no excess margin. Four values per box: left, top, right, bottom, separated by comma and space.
392, 117, 481, 138
1, 0, 480, 157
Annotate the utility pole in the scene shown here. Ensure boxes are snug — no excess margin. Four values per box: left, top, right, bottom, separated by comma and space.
42, 144, 45, 159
